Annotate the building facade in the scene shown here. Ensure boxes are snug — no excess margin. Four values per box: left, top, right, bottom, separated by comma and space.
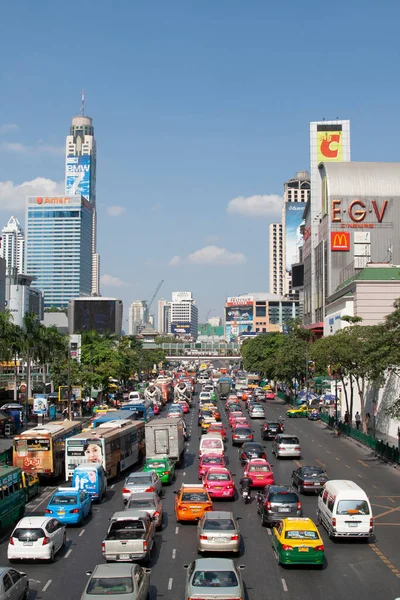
25, 195, 93, 309
269, 223, 284, 295
157, 299, 170, 334
128, 300, 148, 335
5, 271, 44, 328
170, 291, 198, 338
0, 216, 25, 274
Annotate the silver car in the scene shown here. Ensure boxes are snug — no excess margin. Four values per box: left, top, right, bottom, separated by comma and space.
125, 492, 163, 529
0, 567, 29, 600
81, 563, 150, 600
249, 405, 265, 419
272, 434, 301, 459
197, 511, 240, 554
184, 558, 245, 600
122, 472, 162, 503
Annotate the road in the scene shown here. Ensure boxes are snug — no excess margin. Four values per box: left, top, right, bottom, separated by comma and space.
1, 388, 399, 599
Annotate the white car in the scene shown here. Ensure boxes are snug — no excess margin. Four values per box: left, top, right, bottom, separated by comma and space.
199, 392, 212, 402
249, 405, 265, 419
122, 472, 162, 503
8, 516, 66, 563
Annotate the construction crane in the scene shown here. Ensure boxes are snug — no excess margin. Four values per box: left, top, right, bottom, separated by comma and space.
146, 280, 164, 323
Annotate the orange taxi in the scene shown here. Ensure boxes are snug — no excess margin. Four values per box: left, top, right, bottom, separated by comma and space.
174, 484, 213, 522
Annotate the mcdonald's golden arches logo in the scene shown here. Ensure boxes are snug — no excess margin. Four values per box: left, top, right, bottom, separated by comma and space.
331, 231, 350, 251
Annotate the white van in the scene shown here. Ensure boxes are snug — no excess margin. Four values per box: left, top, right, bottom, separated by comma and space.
317, 480, 373, 539
199, 433, 224, 457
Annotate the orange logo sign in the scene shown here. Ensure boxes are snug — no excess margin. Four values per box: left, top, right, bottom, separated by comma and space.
36, 197, 71, 205
36, 197, 43, 204
331, 231, 350, 251
317, 131, 343, 162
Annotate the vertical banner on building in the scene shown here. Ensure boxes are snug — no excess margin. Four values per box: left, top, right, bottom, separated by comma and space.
66, 155, 91, 199
285, 202, 307, 270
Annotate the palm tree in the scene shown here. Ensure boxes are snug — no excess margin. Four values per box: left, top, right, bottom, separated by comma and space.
21, 313, 43, 416
37, 326, 67, 391
0, 311, 23, 401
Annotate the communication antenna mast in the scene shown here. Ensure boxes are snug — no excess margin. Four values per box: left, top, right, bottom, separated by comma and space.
80, 89, 85, 116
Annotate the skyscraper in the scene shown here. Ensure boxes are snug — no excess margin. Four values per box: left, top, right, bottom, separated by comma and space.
0, 216, 25, 274
65, 92, 99, 295
128, 300, 148, 335
157, 299, 170, 334
170, 291, 198, 338
269, 223, 284, 295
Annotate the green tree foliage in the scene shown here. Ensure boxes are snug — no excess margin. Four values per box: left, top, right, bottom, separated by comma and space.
240, 333, 284, 377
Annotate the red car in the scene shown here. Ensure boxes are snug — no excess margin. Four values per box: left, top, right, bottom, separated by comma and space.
178, 400, 190, 413
243, 459, 275, 487
208, 423, 227, 441
231, 417, 249, 429
265, 391, 275, 400
229, 412, 244, 427
198, 453, 226, 480
203, 467, 235, 499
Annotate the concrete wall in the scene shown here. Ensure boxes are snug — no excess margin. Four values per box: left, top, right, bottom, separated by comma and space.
354, 281, 400, 326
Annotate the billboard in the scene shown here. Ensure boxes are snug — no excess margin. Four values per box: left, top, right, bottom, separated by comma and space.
225, 306, 253, 324
330, 231, 350, 251
285, 202, 307, 270
171, 322, 191, 334
73, 300, 116, 334
225, 323, 252, 340
172, 291, 192, 302
317, 130, 343, 163
33, 394, 48, 416
226, 296, 253, 306
66, 155, 92, 199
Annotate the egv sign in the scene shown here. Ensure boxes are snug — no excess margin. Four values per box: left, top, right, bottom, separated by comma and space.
331, 232, 350, 251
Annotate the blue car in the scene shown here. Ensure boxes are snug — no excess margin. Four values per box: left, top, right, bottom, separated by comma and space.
45, 487, 92, 525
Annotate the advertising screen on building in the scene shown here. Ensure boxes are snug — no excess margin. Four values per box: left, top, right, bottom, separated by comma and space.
226, 296, 253, 306
225, 306, 253, 323
225, 323, 252, 340
171, 322, 191, 334
66, 155, 91, 199
285, 202, 307, 270
73, 299, 116, 334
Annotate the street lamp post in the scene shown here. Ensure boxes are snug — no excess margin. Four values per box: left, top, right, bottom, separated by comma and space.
67, 343, 72, 421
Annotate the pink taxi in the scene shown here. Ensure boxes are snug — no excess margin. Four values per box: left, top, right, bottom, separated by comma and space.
243, 459, 275, 488
178, 400, 190, 414
153, 403, 160, 415
197, 453, 226, 480
203, 467, 236, 499
228, 412, 244, 427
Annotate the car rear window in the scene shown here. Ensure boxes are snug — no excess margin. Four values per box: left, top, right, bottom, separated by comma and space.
126, 499, 155, 509
235, 428, 251, 434
51, 495, 78, 505
281, 437, 299, 445
126, 475, 152, 485
108, 521, 145, 540
13, 528, 45, 541
202, 456, 223, 465
267, 423, 280, 428
192, 571, 238, 587
86, 577, 133, 595
285, 530, 318, 540
203, 519, 235, 530
147, 462, 166, 469
249, 465, 270, 472
337, 500, 370, 515
302, 468, 325, 478
269, 493, 298, 503
207, 473, 230, 481
182, 492, 209, 502
202, 439, 222, 449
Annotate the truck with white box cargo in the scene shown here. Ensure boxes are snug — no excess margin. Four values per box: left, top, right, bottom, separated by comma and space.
145, 418, 185, 465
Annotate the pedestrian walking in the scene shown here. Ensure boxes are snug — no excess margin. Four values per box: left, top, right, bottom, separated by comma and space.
355, 411, 361, 430
366, 413, 371, 431
344, 411, 349, 425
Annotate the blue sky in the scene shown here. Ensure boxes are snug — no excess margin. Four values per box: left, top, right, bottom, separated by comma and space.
1, 0, 399, 324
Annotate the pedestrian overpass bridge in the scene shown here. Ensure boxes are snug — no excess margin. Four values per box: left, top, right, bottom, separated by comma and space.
166, 355, 241, 362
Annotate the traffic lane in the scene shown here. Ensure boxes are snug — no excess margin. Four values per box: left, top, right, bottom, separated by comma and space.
264, 400, 400, 572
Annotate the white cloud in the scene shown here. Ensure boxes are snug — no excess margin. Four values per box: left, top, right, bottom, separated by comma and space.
100, 274, 128, 287
107, 205, 126, 217
0, 177, 64, 212
169, 245, 246, 266
227, 194, 283, 219
0, 123, 19, 135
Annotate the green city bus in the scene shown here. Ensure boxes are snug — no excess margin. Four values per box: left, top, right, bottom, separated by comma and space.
0, 466, 26, 533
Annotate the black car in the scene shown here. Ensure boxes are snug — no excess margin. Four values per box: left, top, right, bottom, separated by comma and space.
261, 421, 284, 440
257, 484, 302, 526
239, 442, 267, 465
291, 465, 328, 494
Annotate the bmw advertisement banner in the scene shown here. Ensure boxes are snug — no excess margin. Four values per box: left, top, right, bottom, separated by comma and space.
66, 155, 91, 199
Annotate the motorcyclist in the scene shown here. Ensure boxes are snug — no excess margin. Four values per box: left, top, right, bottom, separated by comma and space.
239, 476, 252, 494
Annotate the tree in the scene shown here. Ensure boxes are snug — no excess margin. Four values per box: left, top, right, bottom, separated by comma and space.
240, 333, 284, 377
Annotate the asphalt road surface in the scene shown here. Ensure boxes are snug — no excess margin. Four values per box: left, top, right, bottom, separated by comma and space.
1, 387, 399, 599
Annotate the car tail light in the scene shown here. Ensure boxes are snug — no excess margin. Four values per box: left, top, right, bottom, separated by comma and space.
163, 471, 170, 475
205, 505, 213, 511
42, 537, 50, 546
295, 447, 301, 451
304, 481, 312, 486
332, 518, 336, 527
227, 484, 233, 489
9, 537, 14, 545
153, 511, 160, 518
233, 435, 238, 439
45, 509, 52, 514
231, 535, 239, 540
279, 445, 285, 450
297, 502, 302, 510
146, 487, 155, 492
370, 518, 374, 527
266, 501, 272, 510
70, 508, 80, 514
179, 506, 188, 511
143, 541, 147, 551
101, 542, 105, 552
122, 488, 130, 494
315, 544, 324, 551
282, 544, 293, 551
199, 535, 208, 540
261, 453, 266, 459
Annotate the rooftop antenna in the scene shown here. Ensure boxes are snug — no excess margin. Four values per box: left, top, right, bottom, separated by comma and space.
80, 89, 85, 116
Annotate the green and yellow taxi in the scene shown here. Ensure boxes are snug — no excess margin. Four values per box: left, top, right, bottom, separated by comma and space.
272, 517, 325, 566
142, 456, 175, 485
286, 404, 309, 418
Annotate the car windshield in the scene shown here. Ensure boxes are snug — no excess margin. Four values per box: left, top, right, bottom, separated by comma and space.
203, 518, 235, 530
267, 423, 280, 428
285, 530, 319, 540
86, 577, 133, 595
182, 492, 209, 502
202, 457, 223, 465
244, 444, 262, 452
249, 465, 270, 472
302, 468, 325, 478
337, 500, 370, 515
127, 475, 152, 485
12, 528, 44, 541
270, 492, 298, 503
127, 499, 155, 509
147, 462, 166, 469
281, 438, 299, 445
192, 570, 238, 587
202, 411, 213, 418
107, 521, 145, 540
207, 473, 230, 481
51, 495, 78, 505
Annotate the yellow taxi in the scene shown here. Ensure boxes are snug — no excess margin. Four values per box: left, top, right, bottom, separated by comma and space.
174, 484, 213, 522
286, 404, 309, 418
272, 517, 325, 566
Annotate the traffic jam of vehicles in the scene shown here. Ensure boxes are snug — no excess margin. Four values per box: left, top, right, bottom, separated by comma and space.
0, 365, 387, 599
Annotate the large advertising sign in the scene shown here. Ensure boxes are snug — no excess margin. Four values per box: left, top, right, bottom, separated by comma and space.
73, 300, 116, 334
225, 323, 252, 340
171, 322, 191, 334
226, 296, 253, 306
172, 291, 192, 302
317, 130, 343, 163
330, 231, 350, 251
66, 155, 91, 199
285, 202, 307, 270
33, 394, 48, 416
225, 306, 253, 324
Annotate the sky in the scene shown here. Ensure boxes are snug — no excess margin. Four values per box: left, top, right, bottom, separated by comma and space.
1, 0, 400, 325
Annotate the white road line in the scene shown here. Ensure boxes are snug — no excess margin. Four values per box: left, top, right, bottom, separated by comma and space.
79, 529, 85, 537
267, 528, 272, 536
42, 580, 52, 592
345, 465, 350, 469
172, 548, 176, 558
357, 473, 363, 478
281, 578, 288, 592
110, 484, 115, 490
372, 484, 378, 489
175, 526, 179, 534
326, 450, 331, 454
65, 549, 72, 558
336, 457, 340, 461
168, 578, 173, 590
183, 472, 186, 476
318, 444, 322, 447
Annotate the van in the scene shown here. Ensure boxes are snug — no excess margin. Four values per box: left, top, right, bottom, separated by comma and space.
317, 480, 373, 539
199, 433, 224, 457
72, 462, 107, 503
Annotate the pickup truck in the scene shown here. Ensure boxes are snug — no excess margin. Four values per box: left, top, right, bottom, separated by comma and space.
102, 509, 156, 563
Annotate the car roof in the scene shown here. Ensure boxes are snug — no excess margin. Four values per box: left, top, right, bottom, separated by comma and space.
16, 516, 51, 528
180, 484, 207, 492
200, 453, 224, 459
126, 472, 153, 479
248, 458, 268, 464
203, 510, 234, 520
127, 492, 158, 500
111, 510, 149, 520
243, 442, 263, 448
93, 563, 135, 577
206, 467, 230, 473
194, 557, 236, 569
283, 517, 318, 530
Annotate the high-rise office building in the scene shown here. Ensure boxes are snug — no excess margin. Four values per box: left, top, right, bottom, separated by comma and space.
65, 93, 99, 296
0, 216, 25, 274
170, 291, 198, 338
157, 299, 170, 334
128, 300, 148, 335
25, 195, 93, 309
269, 223, 284, 295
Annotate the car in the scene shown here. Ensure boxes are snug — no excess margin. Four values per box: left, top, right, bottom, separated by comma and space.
239, 442, 267, 465
168, 405, 184, 418
8, 516, 66, 563
308, 409, 320, 421
178, 401, 190, 414
153, 403, 160, 415
198, 454, 227, 480
45, 487, 92, 525
249, 405, 265, 419
197, 511, 241, 554
81, 563, 151, 600
291, 466, 328, 494
183, 558, 245, 600
265, 391, 275, 400
228, 412, 244, 427
142, 456, 175, 484
243, 459, 274, 488
272, 434, 301, 459
0, 566, 29, 600
125, 492, 163, 529
257, 485, 302, 526
122, 472, 162, 503
261, 421, 284, 440
286, 405, 309, 418
174, 484, 213, 522
208, 423, 227, 441
198, 409, 214, 426
199, 392, 212, 402
232, 426, 253, 446
200, 415, 217, 434
271, 517, 325, 566
231, 416, 249, 429
202, 468, 235, 499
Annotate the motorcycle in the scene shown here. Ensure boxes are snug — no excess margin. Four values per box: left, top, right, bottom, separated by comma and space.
241, 487, 251, 504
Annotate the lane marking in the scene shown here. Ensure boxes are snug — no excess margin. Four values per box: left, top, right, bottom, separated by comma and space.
345, 465, 350, 469
326, 450, 331, 454
110, 484, 115, 489
281, 578, 288, 592
172, 548, 176, 559
175, 526, 179, 534
388, 498, 395, 504
315, 459, 326, 468
28, 487, 57, 510
336, 457, 340, 461
357, 474, 363, 479
358, 460, 370, 468
65, 549, 72, 558
267, 528, 272, 536
374, 506, 400, 520
183, 472, 186, 477
370, 543, 400, 579
168, 578, 173, 590
294, 460, 302, 468
42, 580, 52, 592
79, 529, 85, 537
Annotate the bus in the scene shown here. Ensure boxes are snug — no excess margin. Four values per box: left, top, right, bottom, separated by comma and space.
13, 421, 82, 478
65, 419, 145, 479
120, 399, 154, 422
88, 409, 138, 429
0, 466, 26, 532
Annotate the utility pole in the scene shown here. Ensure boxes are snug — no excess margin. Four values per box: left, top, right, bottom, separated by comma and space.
67, 342, 72, 420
